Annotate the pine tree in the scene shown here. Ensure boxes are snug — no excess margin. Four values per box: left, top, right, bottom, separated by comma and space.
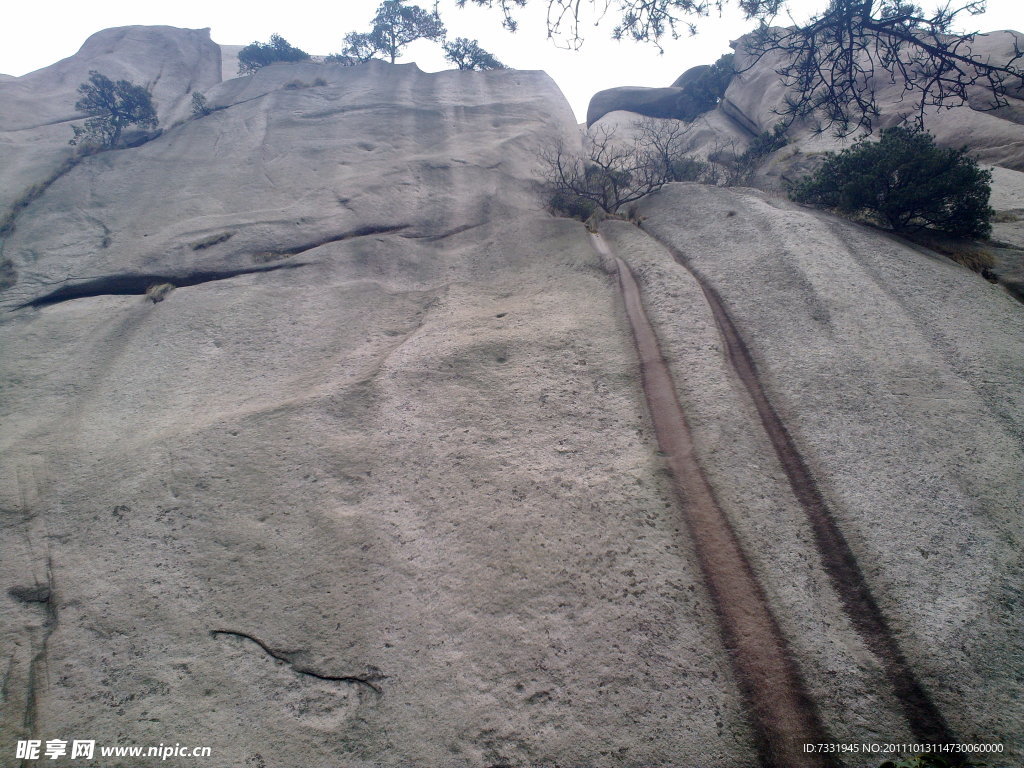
69, 71, 157, 149
237, 34, 310, 75
341, 1, 447, 64
790, 127, 993, 238
442, 38, 505, 70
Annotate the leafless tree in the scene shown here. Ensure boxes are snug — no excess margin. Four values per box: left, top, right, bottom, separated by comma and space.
746, 1, 1024, 135
544, 119, 714, 216
544, 126, 669, 214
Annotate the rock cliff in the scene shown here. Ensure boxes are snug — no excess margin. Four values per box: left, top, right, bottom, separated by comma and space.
1, 25, 1022, 768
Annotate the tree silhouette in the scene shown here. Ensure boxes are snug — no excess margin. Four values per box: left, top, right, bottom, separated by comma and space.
342, 1, 447, 64
458, 0, 1024, 135
69, 71, 157, 149
237, 34, 310, 75
443, 38, 506, 69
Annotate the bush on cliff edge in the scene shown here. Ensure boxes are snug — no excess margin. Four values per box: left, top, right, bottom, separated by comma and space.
789, 127, 993, 239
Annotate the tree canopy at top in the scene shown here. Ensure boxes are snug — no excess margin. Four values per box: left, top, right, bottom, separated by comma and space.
237, 34, 310, 75
457, 0, 1024, 135
343, 0, 448, 64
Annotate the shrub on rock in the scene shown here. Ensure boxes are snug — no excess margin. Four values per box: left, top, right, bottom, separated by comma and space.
443, 38, 505, 70
69, 71, 157, 149
237, 34, 310, 75
790, 127, 993, 238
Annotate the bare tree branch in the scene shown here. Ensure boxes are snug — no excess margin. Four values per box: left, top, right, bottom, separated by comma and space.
459, 0, 1024, 134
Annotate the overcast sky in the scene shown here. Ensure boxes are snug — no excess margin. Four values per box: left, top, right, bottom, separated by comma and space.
2, 0, 1019, 120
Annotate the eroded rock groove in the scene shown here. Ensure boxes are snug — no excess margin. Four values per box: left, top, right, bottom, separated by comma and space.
595, 233, 833, 768
643, 230, 959, 751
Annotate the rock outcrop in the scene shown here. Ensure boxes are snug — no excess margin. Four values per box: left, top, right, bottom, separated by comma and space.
0, 26, 221, 218
723, 28, 1024, 170
587, 84, 699, 126
1, 26, 1022, 768
587, 62, 731, 127
589, 28, 1024, 171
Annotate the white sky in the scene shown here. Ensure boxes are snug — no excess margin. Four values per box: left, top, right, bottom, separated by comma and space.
1, 0, 1019, 121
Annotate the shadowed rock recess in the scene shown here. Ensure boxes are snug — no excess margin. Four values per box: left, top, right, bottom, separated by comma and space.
1, 25, 1022, 768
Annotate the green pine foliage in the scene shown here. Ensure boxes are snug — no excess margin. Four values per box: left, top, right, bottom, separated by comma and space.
340, 1, 446, 64
69, 71, 157, 149
443, 38, 505, 70
790, 127, 993, 238
686, 53, 735, 116
191, 92, 211, 117
237, 34, 310, 75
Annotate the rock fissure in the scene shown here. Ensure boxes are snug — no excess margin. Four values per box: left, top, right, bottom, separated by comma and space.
400, 222, 484, 241
253, 224, 411, 261
210, 630, 383, 694
641, 227, 959, 751
594, 232, 834, 768
14, 263, 308, 309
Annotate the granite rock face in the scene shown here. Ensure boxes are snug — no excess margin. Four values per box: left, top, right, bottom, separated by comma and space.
590, 28, 1024, 174
723, 28, 1024, 170
1, 26, 1022, 768
0, 26, 221, 218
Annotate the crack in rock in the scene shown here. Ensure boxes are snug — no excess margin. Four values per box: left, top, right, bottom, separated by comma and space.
210, 629, 383, 695
251, 223, 410, 263
14, 262, 308, 309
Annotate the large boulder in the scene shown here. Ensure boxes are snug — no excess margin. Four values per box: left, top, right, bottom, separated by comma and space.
587, 84, 703, 126
3, 25, 1023, 768
723, 27, 1024, 170
589, 59, 737, 128
670, 63, 711, 88
0, 26, 222, 217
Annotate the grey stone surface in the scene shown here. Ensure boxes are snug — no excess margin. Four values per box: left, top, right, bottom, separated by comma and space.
1, 25, 1022, 768
670, 64, 711, 89
587, 82, 720, 127
638, 183, 1024, 760
0, 26, 221, 217
1, 34, 751, 767
724, 28, 1024, 170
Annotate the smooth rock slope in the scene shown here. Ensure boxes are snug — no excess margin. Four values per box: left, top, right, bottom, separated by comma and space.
1, 26, 1022, 768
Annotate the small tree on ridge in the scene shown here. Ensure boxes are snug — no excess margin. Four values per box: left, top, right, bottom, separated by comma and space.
443, 38, 506, 70
237, 34, 310, 75
69, 71, 157, 149
341, 0, 447, 64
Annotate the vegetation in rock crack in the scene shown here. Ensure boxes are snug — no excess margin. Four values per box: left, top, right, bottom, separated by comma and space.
789, 127, 993, 239
1, 148, 104, 289
280, 78, 328, 88
338, 0, 447, 64
190, 231, 234, 251
705, 123, 789, 186
679, 53, 735, 118
145, 283, 175, 303
69, 71, 157, 149
545, 119, 712, 220
458, 0, 1024, 135
442, 37, 505, 70
191, 92, 211, 118
237, 34, 310, 75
